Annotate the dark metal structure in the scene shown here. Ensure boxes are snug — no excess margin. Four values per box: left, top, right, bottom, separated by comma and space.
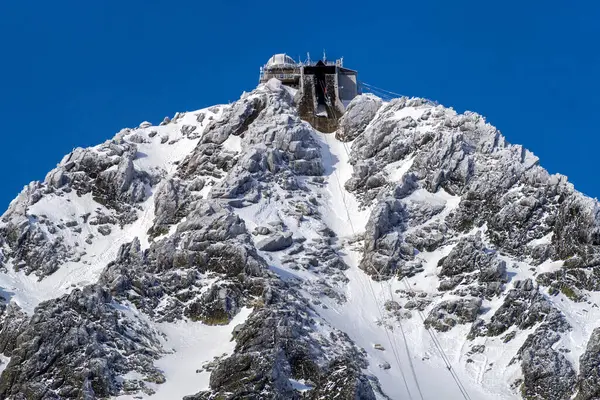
259, 53, 359, 132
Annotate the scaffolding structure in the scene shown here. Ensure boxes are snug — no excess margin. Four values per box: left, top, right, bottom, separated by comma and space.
259, 53, 358, 132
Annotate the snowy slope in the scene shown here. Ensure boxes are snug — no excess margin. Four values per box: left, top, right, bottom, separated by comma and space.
231, 126, 490, 399
0, 80, 598, 400
0, 106, 225, 314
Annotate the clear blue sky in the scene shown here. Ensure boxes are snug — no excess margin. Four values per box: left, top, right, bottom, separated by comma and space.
0, 1, 598, 209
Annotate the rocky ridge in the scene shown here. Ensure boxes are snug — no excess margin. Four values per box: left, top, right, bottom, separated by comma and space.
0, 79, 597, 399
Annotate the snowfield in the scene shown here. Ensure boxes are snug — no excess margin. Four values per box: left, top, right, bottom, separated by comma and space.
0, 106, 225, 314
0, 82, 597, 400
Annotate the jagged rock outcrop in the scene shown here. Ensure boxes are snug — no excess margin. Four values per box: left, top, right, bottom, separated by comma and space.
576, 327, 600, 400
0, 285, 163, 399
256, 232, 293, 252
516, 309, 574, 400
436, 234, 507, 296
48, 142, 153, 213
336, 94, 382, 142
187, 285, 374, 400
469, 279, 552, 337
100, 201, 266, 323
0, 303, 28, 356
0, 81, 599, 400
424, 297, 482, 332
148, 178, 192, 238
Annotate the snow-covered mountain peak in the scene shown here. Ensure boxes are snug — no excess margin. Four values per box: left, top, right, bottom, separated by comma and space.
0, 80, 598, 399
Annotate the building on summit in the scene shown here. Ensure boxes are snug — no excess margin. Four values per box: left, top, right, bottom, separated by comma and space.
259, 53, 359, 132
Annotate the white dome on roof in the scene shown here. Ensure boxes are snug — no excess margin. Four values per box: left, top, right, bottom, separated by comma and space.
266, 54, 296, 67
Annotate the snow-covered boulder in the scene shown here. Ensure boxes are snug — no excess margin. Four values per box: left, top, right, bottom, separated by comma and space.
256, 232, 293, 252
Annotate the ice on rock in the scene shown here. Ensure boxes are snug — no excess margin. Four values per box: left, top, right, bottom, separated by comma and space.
0, 82, 599, 400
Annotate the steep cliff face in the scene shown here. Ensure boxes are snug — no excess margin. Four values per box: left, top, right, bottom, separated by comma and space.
0, 78, 598, 399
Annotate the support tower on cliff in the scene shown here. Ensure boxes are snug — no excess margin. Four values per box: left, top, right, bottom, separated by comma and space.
259, 53, 359, 132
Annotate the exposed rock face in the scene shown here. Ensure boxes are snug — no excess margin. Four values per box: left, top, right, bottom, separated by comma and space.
256, 232, 293, 252
360, 199, 411, 278
336, 94, 382, 142
149, 178, 191, 238
0, 82, 598, 400
0, 286, 163, 399
424, 297, 482, 332
100, 201, 266, 323
50, 142, 152, 212
184, 281, 243, 325
0, 303, 28, 356
435, 234, 508, 298
517, 310, 575, 400
439, 235, 495, 277
187, 288, 374, 400
469, 279, 551, 337
342, 94, 599, 277
577, 328, 600, 400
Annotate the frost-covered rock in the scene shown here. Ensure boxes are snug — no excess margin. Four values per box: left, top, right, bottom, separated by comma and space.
336, 94, 382, 142
0, 79, 599, 400
148, 177, 191, 237
424, 297, 482, 332
188, 284, 375, 400
577, 327, 600, 400
0, 285, 163, 399
256, 232, 293, 252
516, 309, 574, 400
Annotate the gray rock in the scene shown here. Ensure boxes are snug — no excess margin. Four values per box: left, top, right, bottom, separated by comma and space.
184, 282, 243, 325
517, 309, 575, 400
438, 234, 494, 278
0, 286, 163, 399
576, 327, 600, 400
257, 232, 293, 252
379, 361, 391, 370
149, 178, 190, 238
469, 279, 554, 338
255, 226, 272, 235
181, 124, 198, 138
424, 298, 482, 332
404, 298, 431, 311
337, 94, 382, 142
127, 132, 149, 143
97, 225, 112, 236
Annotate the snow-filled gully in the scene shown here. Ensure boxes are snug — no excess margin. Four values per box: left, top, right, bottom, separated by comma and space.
230, 129, 493, 399
1, 85, 590, 399
312, 131, 491, 400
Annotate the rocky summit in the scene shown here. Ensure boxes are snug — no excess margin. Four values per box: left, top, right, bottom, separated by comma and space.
0, 78, 598, 399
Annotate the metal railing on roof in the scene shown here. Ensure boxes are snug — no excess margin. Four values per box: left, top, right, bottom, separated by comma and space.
259, 72, 300, 82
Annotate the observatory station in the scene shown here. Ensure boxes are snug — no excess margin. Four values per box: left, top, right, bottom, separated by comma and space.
259, 53, 359, 132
